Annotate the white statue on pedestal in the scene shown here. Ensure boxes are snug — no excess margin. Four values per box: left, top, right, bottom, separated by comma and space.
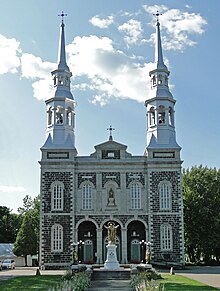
104, 222, 120, 270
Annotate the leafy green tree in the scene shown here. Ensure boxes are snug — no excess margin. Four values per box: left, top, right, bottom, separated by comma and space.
13, 212, 38, 266
183, 165, 220, 264
0, 206, 22, 243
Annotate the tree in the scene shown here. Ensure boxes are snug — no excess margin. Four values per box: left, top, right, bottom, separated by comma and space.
0, 206, 22, 243
13, 212, 38, 266
183, 165, 220, 264
13, 195, 40, 265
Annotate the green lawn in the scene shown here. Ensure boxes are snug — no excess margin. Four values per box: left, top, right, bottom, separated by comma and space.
0, 274, 218, 291
159, 274, 218, 290
0, 275, 61, 291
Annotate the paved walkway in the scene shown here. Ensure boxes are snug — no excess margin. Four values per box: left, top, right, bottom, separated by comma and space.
1, 266, 220, 290
176, 266, 220, 289
88, 279, 131, 290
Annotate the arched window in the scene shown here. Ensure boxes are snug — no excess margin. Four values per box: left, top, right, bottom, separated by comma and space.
159, 182, 171, 210
66, 107, 72, 126
47, 107, 53, 126
56, 106, 64, 125
51, 224, 63, 252
51, 182, 64, 211
168, 107, 174, 126
161, 224, 172, 251
149, 107, 156, 126
158, 105, 165, 125
130, 183, 141, 209
82, 184, 92, 209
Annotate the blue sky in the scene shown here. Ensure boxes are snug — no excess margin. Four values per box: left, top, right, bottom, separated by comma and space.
0, 0, 219, 212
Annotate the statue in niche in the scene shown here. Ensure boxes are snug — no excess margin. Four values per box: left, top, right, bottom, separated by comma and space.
107, 188, 115, 206
104, 222, 119, 244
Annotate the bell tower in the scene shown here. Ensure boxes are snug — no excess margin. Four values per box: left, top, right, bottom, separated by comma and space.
41, 12, 77, 155
145, 12, 180, 159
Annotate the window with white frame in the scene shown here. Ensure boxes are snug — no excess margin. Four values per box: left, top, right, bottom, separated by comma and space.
82, 184, 92, 209
131, 183, 141, 209
159, 182, 171, 210
51, 224, 63, 252
51, 182, 64, 211
161, 224, 172, 251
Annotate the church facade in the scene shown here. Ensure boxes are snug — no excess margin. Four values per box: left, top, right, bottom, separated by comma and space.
39, 15, 184, 269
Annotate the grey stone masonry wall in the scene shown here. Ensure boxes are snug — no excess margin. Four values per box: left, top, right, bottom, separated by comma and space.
41, 171, 73, 269
149, 170, 184, 265
42, 215, 72, 269
41, 172, 73, 213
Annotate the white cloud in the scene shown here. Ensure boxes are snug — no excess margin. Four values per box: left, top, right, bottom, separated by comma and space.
67, 35, 152, 105
21, 53, 56, 100
89, 15, 114, 28
0, 34, 21, 74
21, 53, 55, 79
0, 185, 26, 193
118, 19, 143, 45
143, 5, 207, 51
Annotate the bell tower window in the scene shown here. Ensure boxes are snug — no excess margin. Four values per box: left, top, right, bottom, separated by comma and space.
169, 107, 174, 126
149, 107, 155, 126
56, 106, 64, 125
66, 108, 72, 126
158, 105, 165, 125
47, 107, 53, 126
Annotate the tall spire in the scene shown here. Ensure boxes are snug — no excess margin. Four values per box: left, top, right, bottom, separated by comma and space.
57, 11, 69, 71
42, 12, 77, 153
145, 11, 180, 152
154, 12, 167, 70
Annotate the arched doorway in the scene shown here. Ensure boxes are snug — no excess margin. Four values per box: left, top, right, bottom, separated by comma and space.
78, 221, 96, 263
127, 220, 146, 263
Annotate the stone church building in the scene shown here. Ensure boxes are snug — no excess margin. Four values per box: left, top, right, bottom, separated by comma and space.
39, 14, 184, 269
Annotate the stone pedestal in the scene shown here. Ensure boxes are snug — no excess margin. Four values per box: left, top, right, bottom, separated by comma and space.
104, 244, 120, 270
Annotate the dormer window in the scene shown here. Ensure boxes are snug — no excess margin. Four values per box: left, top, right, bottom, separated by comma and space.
108, 152, 115, 158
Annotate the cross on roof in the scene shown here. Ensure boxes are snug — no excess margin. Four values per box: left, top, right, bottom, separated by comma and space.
58, 11, 67, 23
107, 125, 115, 141
153, 11, 162, 23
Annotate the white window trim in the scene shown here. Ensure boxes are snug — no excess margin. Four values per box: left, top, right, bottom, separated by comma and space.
159, 181, 171, 211
130, 183, 142, 209
160, 223, 173, 251
51, 181, 64, 211
51, 224, 63, 252
82, 183, 93, 210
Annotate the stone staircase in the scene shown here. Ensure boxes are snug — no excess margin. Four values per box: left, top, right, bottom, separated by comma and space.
92, 268, 131, 280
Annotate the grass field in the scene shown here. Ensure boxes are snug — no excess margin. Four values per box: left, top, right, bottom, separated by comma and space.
0, 274, 218, 290
159, 274, 218, 290
0, 275, 61, 291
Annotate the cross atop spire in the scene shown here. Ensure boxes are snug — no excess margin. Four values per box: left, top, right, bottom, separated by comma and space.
107, 125, 115, 141
153, 11, 162, 23
58, 11, 67, 23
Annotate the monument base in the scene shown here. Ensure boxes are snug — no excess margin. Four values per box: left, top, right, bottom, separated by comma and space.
104, 244, 120, 270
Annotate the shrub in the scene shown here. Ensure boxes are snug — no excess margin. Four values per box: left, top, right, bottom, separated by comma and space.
130, 269, 162, 291
50, 272, 91, 291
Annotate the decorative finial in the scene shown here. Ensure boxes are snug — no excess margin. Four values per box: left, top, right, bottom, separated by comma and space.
58, 11, 67, 23
153, 11, 162, 23
107, 125, 115, 141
